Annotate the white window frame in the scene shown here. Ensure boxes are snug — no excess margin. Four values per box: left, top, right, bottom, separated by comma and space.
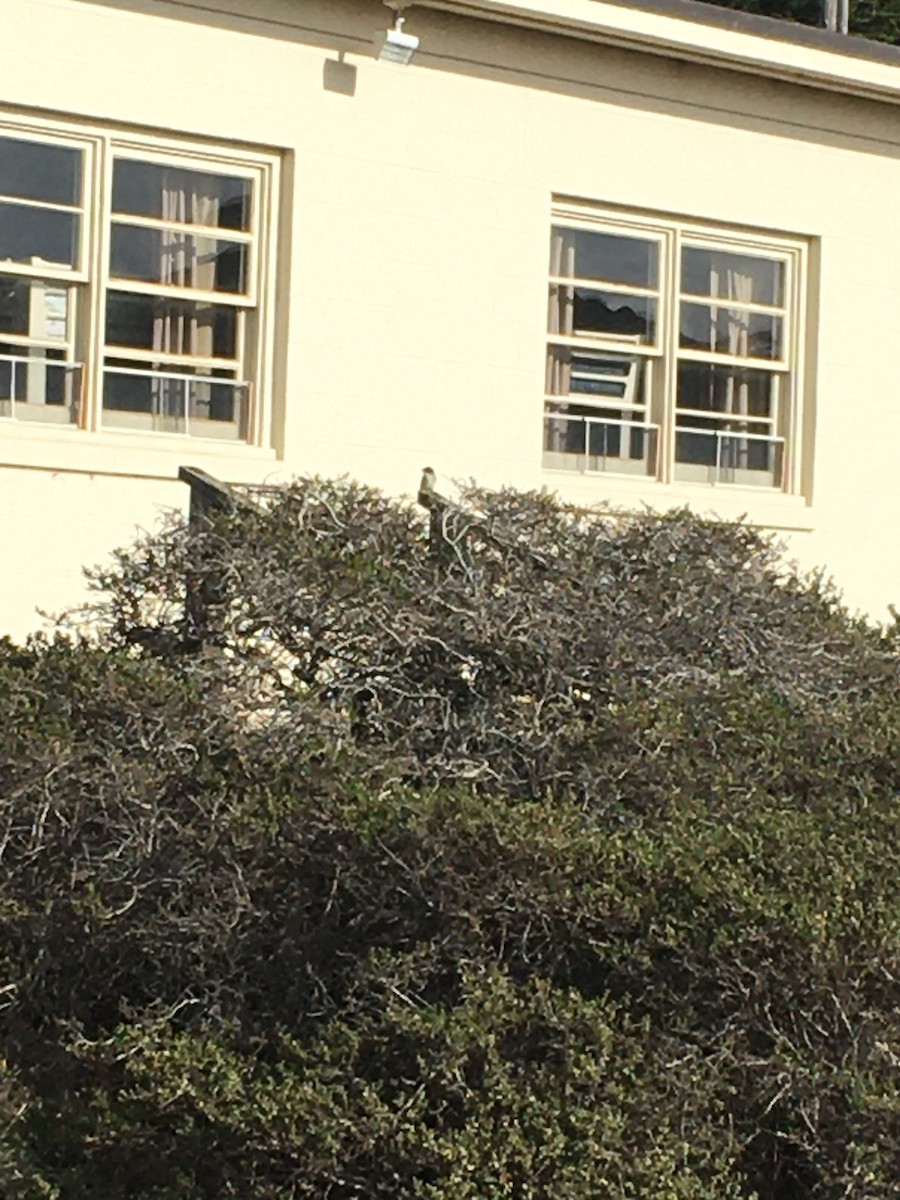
0, 125, 94, 427
0, 115, 279, 447
546, 202, 807, 495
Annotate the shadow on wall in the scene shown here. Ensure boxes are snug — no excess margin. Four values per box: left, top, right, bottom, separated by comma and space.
324, 53, 358, 97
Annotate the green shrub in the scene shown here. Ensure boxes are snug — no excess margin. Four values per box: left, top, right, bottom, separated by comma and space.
0, 482, 897, 1197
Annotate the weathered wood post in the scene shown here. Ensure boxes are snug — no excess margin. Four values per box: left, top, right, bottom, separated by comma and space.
178, 467, 243, 649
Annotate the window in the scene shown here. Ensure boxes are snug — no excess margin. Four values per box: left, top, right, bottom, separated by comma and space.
0, 134, 84, 425
544, 206, 805, 491
0, 120, 276, 442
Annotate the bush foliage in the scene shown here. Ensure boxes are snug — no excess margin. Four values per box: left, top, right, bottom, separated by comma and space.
0, 480, 897, 1198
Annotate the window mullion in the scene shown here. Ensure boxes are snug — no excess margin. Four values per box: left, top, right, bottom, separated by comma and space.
547, 274, 660, 299
0, 332, 68, 351
84, 136, 112, 432
547, 333, 663, 356
250, 158, 275, 448
104, 346, 241, 372
785, 251, 802, 495
660, 228, 680, 485
109, 213, 255, 242
0, 193, 82, 216
106, 279, 254, 308
235, 308, 247, 382
677, 348, 789, 371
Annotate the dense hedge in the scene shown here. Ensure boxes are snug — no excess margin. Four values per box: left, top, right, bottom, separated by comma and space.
0, 481, 897, 1198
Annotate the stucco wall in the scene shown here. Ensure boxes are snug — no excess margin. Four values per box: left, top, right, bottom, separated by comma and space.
1, 0, 898, 638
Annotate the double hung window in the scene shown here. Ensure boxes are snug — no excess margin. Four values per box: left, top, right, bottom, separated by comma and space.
0, 133, 84, 424
0, 120, 275, 442
545, 206, 805, 491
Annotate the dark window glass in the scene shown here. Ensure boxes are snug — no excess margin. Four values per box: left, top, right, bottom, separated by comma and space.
546, 415, 653, 460
103, 359, 246, 439
549, 285, 656, 344
681, 247, 784, 307
680, 303, 782, 360
0, 136, 81, 207
109, 224, 247, 294
676, 360, 776, 421
675, 427, 782, 481
0, 202, 78, 268
544, 410, 656, 474
551, 226, 658, 289
0, 275, 69, 340
112, 160, 252, 231
105, 291, 237, 360
0, 345, 77, 423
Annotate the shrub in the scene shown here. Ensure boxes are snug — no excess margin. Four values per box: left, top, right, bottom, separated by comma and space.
0, 481, 897, 1197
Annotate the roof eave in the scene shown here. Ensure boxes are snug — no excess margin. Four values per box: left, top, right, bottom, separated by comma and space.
417, 0, 900, 104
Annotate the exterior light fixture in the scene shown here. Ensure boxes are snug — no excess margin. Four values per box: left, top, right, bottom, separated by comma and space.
378, 4, 419, 65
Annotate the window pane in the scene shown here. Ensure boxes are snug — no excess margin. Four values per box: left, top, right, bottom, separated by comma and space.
544, 410, 656, 476
544, 350, 653, 476
550, 226, 658, 289
0, 276, 70, 341
677, 360, 777, 422
0, 345, 79, 424
0, 201, 79, 268
546, 347, 645, 407
112, 160, 252, 231
105, 291, 238, 360
0, 136, 81, 207
675, 360, 782, 486
109, 224, 248, 294
674, 426, 783, 486
681, 247, 784, 307
549, 284, 656, 343
680, 302, 782, 360
103, 360, 247, 440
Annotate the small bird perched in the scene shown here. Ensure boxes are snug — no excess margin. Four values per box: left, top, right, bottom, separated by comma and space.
418, 466, 445, 509
417, 466, 457, 564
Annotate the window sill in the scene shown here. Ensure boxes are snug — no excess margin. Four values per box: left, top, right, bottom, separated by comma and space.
0, 420, 280, 486
541, 469, 815, 532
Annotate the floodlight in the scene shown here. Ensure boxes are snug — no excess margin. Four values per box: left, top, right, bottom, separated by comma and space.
378, 13, 419, 65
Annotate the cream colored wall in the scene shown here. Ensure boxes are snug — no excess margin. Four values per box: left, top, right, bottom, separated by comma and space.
0, 0, 899, 639
0, 467, 185, 637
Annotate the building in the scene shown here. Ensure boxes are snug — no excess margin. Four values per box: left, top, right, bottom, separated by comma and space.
2, 0, 899, 638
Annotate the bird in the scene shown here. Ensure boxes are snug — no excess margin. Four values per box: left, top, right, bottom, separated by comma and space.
417, 466, 458, 564
418, 466, 445, 509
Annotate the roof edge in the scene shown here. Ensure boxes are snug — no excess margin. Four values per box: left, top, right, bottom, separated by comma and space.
591, 0, 900, 67
417, 0, 900, 102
